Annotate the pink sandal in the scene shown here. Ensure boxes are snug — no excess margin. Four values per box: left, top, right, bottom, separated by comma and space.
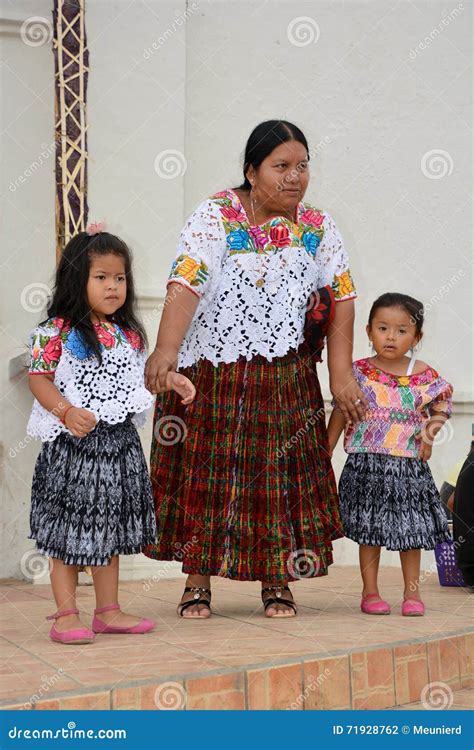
46, 608, 95, 645
92, 604, 155, 634
360, 593, 391, 615
402, 598, 425, 616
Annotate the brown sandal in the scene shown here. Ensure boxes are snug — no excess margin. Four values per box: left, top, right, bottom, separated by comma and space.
261, 585, 297, 617
177, 586, 212, 618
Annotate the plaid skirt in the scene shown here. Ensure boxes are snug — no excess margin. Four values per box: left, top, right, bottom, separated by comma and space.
143, 342, 343, 581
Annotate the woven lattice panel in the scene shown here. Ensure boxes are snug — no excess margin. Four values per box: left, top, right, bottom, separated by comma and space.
53, 0, 89, 257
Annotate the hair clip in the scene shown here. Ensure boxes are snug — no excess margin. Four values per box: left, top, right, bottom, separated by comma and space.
86, 220, 106, 236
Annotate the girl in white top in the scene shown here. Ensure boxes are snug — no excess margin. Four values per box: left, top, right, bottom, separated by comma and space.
27, 224, 195, 645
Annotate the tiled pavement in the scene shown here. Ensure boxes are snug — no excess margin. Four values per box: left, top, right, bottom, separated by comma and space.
0, 566, 472, 710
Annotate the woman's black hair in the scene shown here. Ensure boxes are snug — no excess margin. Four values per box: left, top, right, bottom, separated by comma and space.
43, 231, 147, 363
234, 120, 310, 191
368, 292, 424, 335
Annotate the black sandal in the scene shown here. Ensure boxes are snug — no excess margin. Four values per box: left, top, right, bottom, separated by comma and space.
261, 585, 297, 617
177, 587, 212, 617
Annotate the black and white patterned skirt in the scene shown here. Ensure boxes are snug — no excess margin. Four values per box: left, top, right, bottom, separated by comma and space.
29, 415, 157, 566
338, 452, 450, 551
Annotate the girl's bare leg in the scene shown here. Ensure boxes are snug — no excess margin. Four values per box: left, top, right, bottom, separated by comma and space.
400, 549, 422, 600
359, 545, 383, 597
49, 558, 85, 632
91, 555, 147, 628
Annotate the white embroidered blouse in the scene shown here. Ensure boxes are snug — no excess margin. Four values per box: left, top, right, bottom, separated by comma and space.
167, 188, 357, 368
27, 318, 153, 442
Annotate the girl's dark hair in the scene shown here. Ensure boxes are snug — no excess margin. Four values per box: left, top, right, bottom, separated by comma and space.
234, 120, 310, 191
368, 292, 424, 335
43, 231, 147, 363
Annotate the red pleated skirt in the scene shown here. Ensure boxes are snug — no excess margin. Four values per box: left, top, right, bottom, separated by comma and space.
143, 342, 343, 581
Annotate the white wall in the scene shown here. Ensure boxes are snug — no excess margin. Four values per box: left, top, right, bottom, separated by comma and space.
1, 0, 472, 581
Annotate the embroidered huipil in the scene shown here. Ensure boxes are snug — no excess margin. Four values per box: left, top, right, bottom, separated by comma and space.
167, 188, 357, 368
27, 317, 153, 442
344, 358, 453, 459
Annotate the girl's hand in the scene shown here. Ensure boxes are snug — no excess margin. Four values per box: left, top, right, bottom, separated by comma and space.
166, 372, 196, 405
330, 371, 367, 424
64, 407, 97, 438
419, 438, 433, 463
418, 414, 447, 462
145, 348, 178, 394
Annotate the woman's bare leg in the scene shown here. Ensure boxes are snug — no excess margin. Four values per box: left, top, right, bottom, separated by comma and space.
261, 580, 296, 616
177, 574, 211, 618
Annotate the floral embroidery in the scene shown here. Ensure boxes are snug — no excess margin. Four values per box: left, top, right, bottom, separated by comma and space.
96, 326, 116, 349
212, 189, 325, 259
300, 209, 325, 228
165, 191, 357, 368
27, 317, 152, 442
169, 254, 209, 287
122, 327, 143, 351
64, 329, 92, 361
333, 269, 356, 300
357, 358, 440, 387
29, 318, 142, 372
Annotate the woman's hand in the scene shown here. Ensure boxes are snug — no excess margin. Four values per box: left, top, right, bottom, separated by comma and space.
330, 370, 367, 424
145, 348, 178, 394
64, 407, 97, 438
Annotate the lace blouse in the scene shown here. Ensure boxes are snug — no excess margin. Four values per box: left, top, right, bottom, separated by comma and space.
167, 188, 357, 367
27, 317, 153, 442
344, 358, 453, 458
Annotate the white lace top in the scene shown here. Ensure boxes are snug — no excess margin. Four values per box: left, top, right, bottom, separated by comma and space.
167, 189, 357, 368
27, 317, 153, 442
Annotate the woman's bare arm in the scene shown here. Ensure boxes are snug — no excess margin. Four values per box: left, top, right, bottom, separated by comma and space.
327, 299, 366, 423
326, 407, 347, 455
144, 282, 200, 393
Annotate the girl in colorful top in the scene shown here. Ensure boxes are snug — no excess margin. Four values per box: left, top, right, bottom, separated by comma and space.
27, 226, 195, 645
327, 292, 452, 617
144, 120, 366, 619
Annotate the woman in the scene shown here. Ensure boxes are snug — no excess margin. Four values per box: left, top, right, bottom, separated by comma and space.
144, 120, 366, 618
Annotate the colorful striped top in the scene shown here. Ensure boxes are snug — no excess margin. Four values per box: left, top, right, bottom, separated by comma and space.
344, 358, 453, 458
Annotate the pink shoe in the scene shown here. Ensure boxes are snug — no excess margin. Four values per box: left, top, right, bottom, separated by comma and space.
360, 593, 391, 615
92, 604, 156, 634
46, 608, 95, 645
402, 598, 425, 616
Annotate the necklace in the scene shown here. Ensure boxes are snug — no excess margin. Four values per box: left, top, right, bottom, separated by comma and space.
250, 188, 293, 289
249, 189, 269, 288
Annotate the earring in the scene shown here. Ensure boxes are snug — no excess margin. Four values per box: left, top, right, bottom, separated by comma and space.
369, 340, 375, 356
